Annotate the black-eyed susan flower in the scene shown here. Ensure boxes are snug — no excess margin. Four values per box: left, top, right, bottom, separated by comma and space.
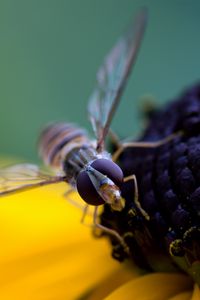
0, 83, 200, 299
0, 183, 198, 300
99, 83, 200, 297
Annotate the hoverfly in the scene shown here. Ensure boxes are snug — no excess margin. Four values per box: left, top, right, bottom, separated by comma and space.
0, 9, 181, 253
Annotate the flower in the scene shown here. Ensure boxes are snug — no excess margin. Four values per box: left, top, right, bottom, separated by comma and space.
1, 83, 200, 299
100, 83, 200, 284
0, 183, 198, 300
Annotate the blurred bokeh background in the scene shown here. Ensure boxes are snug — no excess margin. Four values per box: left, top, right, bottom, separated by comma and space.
0, 0, 200, 162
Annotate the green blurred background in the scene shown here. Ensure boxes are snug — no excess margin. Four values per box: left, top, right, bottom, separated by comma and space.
0, 0, 200, 162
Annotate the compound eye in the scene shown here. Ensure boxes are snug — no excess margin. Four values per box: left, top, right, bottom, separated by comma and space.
76, 170, 104, 205
76, 159, 123, 206
91, 159, 123, 187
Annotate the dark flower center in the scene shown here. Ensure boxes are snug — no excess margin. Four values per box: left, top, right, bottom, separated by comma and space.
99, 83, 200, 284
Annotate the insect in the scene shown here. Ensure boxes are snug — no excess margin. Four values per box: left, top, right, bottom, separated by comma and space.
0, 9, 182, 253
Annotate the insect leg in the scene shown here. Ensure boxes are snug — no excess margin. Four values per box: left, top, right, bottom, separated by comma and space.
63, 188, 74, 197
80, 204, 90, 225
124, 174, 149, 221
112, 131, 183, 161
93, 206, 130, 255
63, 188, 87, 211
64, 188, 94, 224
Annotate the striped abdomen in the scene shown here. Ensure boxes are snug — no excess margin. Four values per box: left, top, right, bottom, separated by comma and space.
38, 123, 91, 171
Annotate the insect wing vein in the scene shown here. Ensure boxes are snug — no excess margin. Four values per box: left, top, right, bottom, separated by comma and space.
0, 164, 65, 196
87, 8, 147, 151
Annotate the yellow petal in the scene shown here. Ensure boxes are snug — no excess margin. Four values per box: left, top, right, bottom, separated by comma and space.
191, 284, 200, 300
168, 291, 192, 300
86, 264, 144, 300
0, 184, 125, 300
105, 273, 193, 300
0, 172, 197, 300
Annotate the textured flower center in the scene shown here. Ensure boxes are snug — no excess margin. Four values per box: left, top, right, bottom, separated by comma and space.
100, 83, 200, 284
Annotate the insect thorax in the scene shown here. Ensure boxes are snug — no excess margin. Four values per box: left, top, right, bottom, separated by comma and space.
63, 145, 110, 186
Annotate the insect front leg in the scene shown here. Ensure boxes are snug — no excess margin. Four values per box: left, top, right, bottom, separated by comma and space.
93, 206, 130, 255
123, 174, 149, 221
79, 205, 129, 254
64, 190, 95, 225
80, 204, 91, 225
64, 188, 89, 212
112, 131, 183, 162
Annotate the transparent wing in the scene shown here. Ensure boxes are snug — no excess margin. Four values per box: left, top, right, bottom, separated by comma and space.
88, 8, 148, 151
0, 163, 66, 196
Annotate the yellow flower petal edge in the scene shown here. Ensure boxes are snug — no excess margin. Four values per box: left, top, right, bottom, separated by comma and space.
191, 284, 200, 300
168, 291, 192, 300
86, 263, 144, 300
0, 183, 137, 300
0, 159, 198, 300
104, 273, 193, 300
